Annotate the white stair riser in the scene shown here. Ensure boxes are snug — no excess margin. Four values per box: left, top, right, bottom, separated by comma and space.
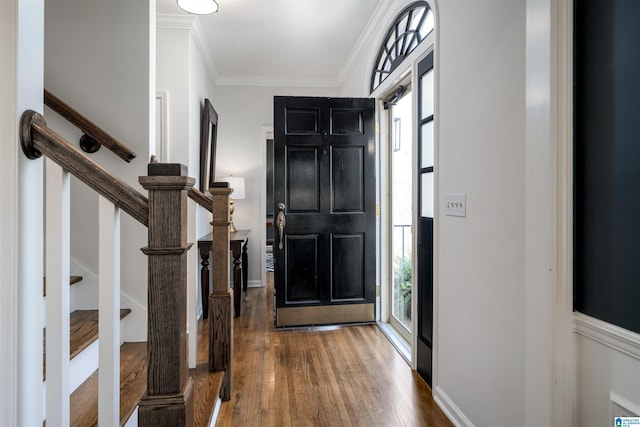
41, 317, 128, 422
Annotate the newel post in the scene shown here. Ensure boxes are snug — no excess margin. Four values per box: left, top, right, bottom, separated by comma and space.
208, 183, 233, 401
138, 164, 195, 427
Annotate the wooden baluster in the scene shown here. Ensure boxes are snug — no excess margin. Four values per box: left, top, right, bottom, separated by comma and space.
208, 183, 233, 401
138, 163, 195, 427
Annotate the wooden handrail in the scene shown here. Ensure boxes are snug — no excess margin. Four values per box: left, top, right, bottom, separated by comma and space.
188, 187, 213, 213
21, 110, 149, 227
44, 89, 137, 163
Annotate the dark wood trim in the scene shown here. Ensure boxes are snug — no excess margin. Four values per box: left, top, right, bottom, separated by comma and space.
208, 186, 233, 400
20, 110, 149, 227
138, 165, 195, 426
188, 187, 213, 213
191, 318, 225, 427
209, 291, 233, 401
198, 230, 249, 318
44, 89, 137, 162
199, 99, 218, 192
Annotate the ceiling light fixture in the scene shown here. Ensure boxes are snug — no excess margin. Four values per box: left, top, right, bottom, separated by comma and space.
177, 0, 219, 15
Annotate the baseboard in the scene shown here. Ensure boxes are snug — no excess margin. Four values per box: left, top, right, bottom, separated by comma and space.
70, 257, 148, 342
70, 256, 99, 311
433, 386, 475, 427
574, 312, 640, 361
209, 397, 222, 427
123, 407, 138, 427
120, 291, 147, 342
248, 280, 263, 288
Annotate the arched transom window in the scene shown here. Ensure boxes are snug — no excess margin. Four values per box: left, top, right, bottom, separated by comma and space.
370, 1, 434, 93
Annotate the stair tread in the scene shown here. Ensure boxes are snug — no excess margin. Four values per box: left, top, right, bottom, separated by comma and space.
66, 318, 223, 427
43, 275, 83, 297
43, 309, 132, 379
40, 318, 229, 425
69, 309, 132, 359
70, 342, 147, 427
71, 320, 224, 427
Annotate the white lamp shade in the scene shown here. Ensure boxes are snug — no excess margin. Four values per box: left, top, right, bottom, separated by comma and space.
221, 176, 245, 200
177, 0, 218, 15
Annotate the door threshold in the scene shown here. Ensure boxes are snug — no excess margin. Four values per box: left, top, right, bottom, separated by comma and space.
377, 322, 411, 364
274, 322, 375, 332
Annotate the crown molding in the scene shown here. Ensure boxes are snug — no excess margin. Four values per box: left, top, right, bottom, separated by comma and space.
156, 14, 219, 83
215, 75, 339, 88
337, 0, 394, 87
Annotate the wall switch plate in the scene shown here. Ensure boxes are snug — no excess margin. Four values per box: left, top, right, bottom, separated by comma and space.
445, 193, 466, 217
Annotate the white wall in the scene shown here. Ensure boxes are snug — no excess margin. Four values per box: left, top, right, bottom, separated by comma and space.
0, 2, 19, 423
188, 25, 217, 278
44, 0, 152, 341
1, 0, 46, 423
575, 316, 640, 426
157, 16, 217, 365
342, 0, 531, 425
1, 0, 47, 423
212, 84, 340, 287
342, 1, 640, 426
434, 2, 528, 425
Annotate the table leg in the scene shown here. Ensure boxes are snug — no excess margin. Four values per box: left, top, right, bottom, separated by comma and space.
232, 246, 242, 317
242, 240, 249, 298
199, 243, 210, 319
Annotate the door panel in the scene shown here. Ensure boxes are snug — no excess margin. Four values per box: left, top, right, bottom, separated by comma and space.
332, 146, 364, 212
274, 96, 375, 327
286, 108, 319, 134
331, 234, 365, 301
287, 147, 320, 212
331, 109, 364, 135
285, 235, 320, 302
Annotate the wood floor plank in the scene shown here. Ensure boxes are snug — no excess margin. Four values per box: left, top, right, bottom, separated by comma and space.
215, 273, 453, 427
64, 313, 223, 427
192, 317, 225, 427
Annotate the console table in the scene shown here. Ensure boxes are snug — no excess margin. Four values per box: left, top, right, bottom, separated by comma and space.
198, 229, 249, 318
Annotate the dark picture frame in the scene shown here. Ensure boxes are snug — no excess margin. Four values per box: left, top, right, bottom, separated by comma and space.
199, 98, 219, 192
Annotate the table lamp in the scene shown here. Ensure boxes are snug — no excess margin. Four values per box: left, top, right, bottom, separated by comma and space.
220, 176, 245, 232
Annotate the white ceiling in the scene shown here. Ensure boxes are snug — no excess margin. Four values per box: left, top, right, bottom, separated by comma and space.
157, 0, 384, 85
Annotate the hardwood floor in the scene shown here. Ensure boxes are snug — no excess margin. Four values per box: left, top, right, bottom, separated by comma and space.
193, 317, 225, 427
215, 273, 452, 427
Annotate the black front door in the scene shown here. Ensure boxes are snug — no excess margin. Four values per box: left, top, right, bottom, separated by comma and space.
273, 96, 376, 327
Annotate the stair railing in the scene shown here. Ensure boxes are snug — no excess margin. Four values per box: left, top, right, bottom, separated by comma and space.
19, 109, 214, 426
46, 88, 213, 218
44, 89, 137, 162
188, 186, 214, 213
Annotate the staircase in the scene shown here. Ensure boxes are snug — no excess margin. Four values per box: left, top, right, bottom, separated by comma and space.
21, 94, 232, 426
43, 275, 146, 426
43, 293, 223, 426
69, 342, 146, 427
